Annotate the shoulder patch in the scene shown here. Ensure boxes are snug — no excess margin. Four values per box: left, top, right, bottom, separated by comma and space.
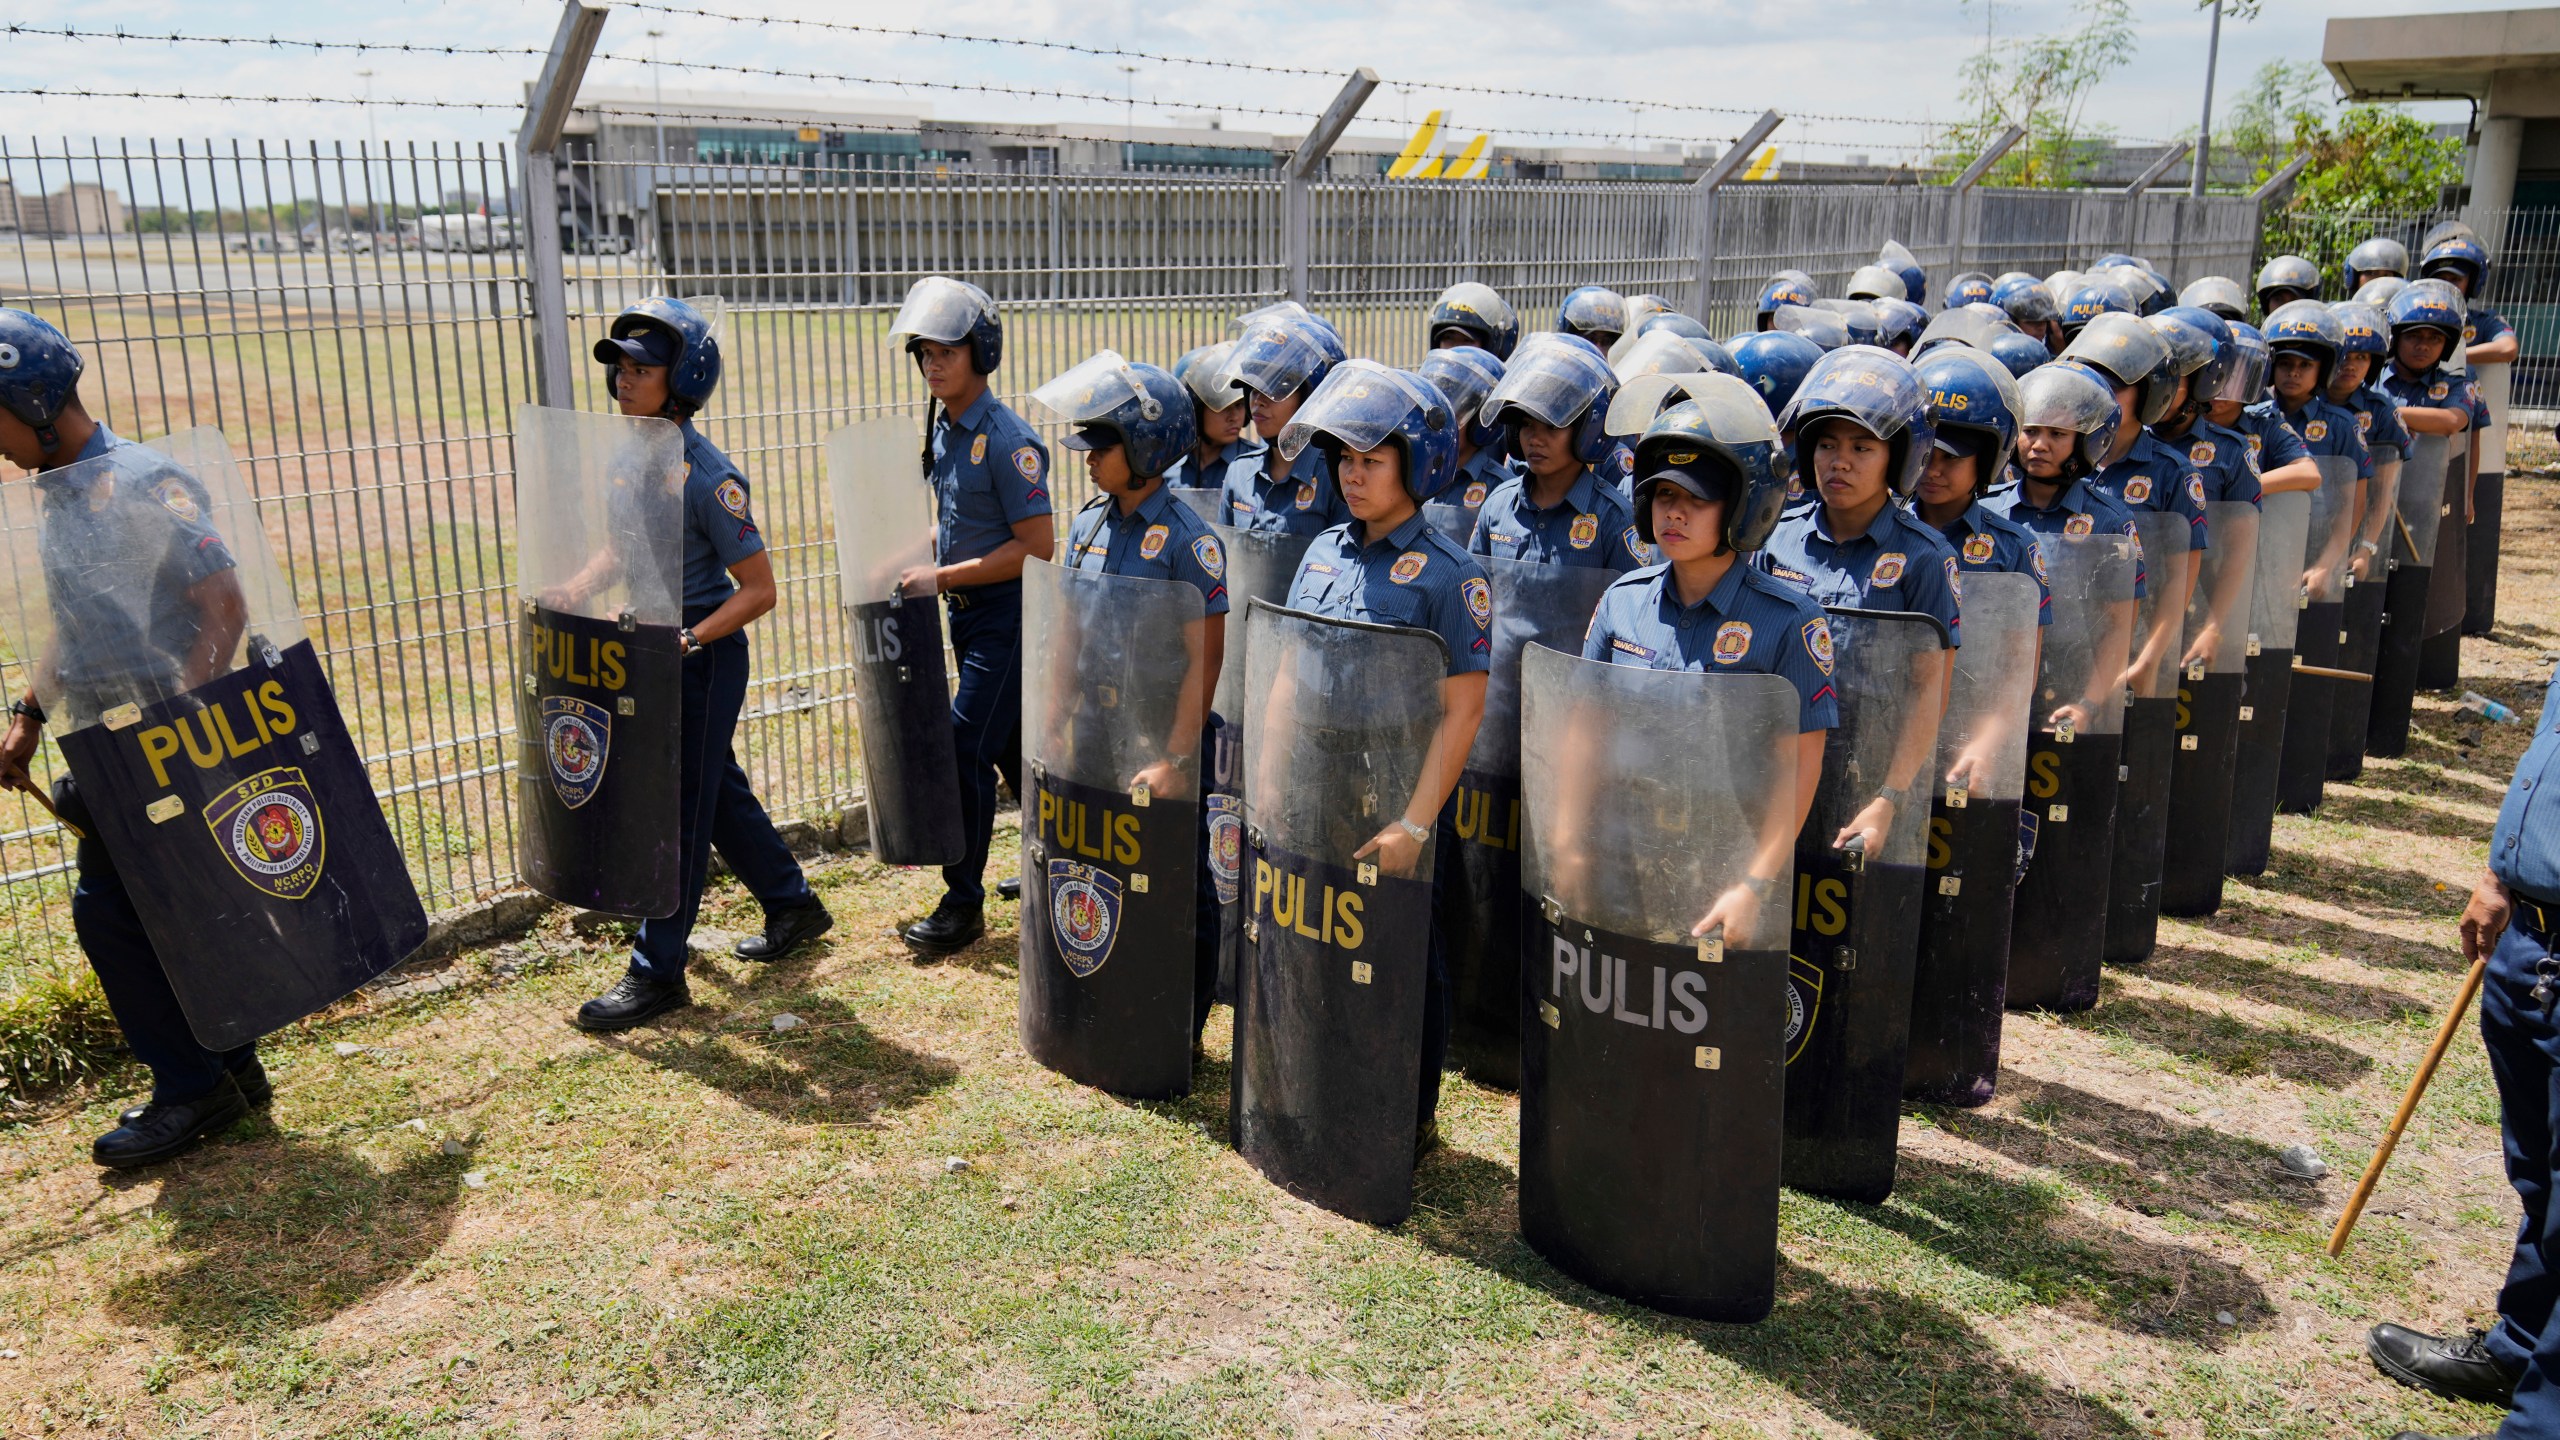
1712, 620, 1752, 664
1623, 526, 1646, 560
970, 433, 988, 466
1462, 576, 1491, 627
2355, 410, 2373, 434
1012, 445, 1043, 481
714, 476, 750, 519
1803, 616, 1834, 675
1961, 531, 1995, 563
2245, 431, 2263, 455
2429, 381, 2450, 400
154, 480, 201, 523
1943, 555, 1960, 593
1389, 551, 1429, 585
1138, 523, 1169, 560
2030, 544, 2049, 582
1568, 513, 1599, 549
1870, 551, 1907, 586
2186, 475, 2206, 508
1191, 534, 1224, 580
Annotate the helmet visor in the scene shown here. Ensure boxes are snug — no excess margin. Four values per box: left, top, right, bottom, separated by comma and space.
2018, 365, 2117, 433
1484, 341, 1613, 429
1771, 306, 1849, 349
1611, 330, 1719, 383
1031, 351, 1157, 428
1561, 287, 1628, 335
1622, 371, 1778, 446
1219, 322, 1329, 400
888, 276, 992, 346
1277, 361, 1445, 461
1177, 341, 1245, 410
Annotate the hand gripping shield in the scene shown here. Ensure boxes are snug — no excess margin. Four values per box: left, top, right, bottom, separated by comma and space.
513, 404, 687, 915
0, 429, 428, 1048
2223, 492, 2311, 875
1017, 560, 1208, 1099
1517, 646, 1798, 1320
825, 419, 967, 867
2161, 500, 2259, 916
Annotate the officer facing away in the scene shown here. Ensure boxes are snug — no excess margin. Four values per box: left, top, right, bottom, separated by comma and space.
0, 309, 265, 1167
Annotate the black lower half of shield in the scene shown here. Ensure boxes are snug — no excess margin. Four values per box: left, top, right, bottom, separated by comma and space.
516, 605, 681, 917
1445, 766, 1529, 1090
848, 595, 967, 867
2102, 697, 2179, 965
1906, 796, 2022, 1107
1018, 770, 1199, 1100
2008, 732, 2124, 1013
2277, 600, 2343, 815
2161, 672, 2243, 916
2224, 652, 2294, 876
1782, 844, 1926, 1204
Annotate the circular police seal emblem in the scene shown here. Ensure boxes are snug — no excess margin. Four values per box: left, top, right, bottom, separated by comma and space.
202, 767, 326, 902
1389, 551, 1429, 585
1463, 481, 1488, 507
1011, 445, 1042, 481
153, 480, 201, 523
1191, 535, 1224, 580
714, 477, 750, 519
1046, 859, 1124, 978
539, 696, 612, 810
2186, 475, 2207, 509
2189, 440, 2216, 466
1712, 620, 1752, 664
1803, 617, 1834, 675
1568, 513, 1599, 549
1205, 794, 1243, 905
1461, 576, 1490, 623
2124, 476, 2153, 504
1139, 524, 1169, 560
1869, 551, 1906, 586
1962, 532, 1995, 564
969, 433, 987, 466
2430, 381, 2450, 400
2356, 410, 2373, 434
1293, 481, 1316, 511
2304, 420, 2328, 442
2064, 514, 2095, 535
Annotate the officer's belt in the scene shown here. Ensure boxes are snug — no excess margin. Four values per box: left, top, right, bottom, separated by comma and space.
2515, 890, 2560, 942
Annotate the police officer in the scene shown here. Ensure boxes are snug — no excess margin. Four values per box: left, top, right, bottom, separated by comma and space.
1162, 341, 1265, 494
1730, 331, 1827, 420
1583, 379, 1840, 938
2329, 301, 2411, 580
1558, 285, 1629, 354
2065, 316, 2212, 570
2380, 281, 2481, 453
1756, 273, 1816, 332
2256, 255, 2321, 317
1984, 364, 2149, 609
1988, 331, 2053, 379
1215, 313, 1350, 535
2153, 307, 2266, 510
2179, 276, 2252, 324
1278, 362, 1492, 1155
2209, 321, 2324, 499
1419, 345, 1514, 516
2365, 665, 2560, 1429
890, 277, 1056, 957
1426, 282, 1520, 360
2423, 233, 2521, 367
1870, 298, 1928, 358
0, 311, 268, 1166
2060, 281, 2136, 344
1878, 240, 1929, 305
2264, 301, 2378, 515
1909, 345, 2052, 625
1471, 338, 1646, 571
1945, 272, 1997, 310
1994, 275, 2069, 353
2344, 235, 2409, 295
1050, 354, 1231, 1040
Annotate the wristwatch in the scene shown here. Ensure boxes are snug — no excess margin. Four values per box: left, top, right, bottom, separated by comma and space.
1396, 818, 1430, 846
7, 697, 42, 725
679, 628, 702, 655
2355, 537, 2381, 555
1876, 783, 1910, 811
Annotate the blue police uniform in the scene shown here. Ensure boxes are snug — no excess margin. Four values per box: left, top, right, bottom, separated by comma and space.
2334, 385, 2413, 465
1163, 435, 1265, 494
1064, 485, 1231, 1033
2161, 419, 2265, 506
1450, 446, 1518, 513
1924, 499, 2052, 626
41, 425, 262, 1106
1755, 500, 1964, 645
2469, 306, 2515, 350
2384, 363, 2484, 431
1466, 468, 1647, 572
629, 422, 818, 982
1984, 479, 2149, 600
1600, 440, 1638, 502
1285, 509, 1492, 1133
2237, 400, 2313, 475
2093, 429, 2212, 552
2277, 396, 2376, 483
1221, 443, 1347, 537
2473, 665, 2560, 1427
930, 389, 1053, 908
1581, 561, 1842, 731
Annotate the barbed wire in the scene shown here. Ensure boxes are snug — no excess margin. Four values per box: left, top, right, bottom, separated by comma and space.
584, 50, 1323, 121
1, 23, 545, 58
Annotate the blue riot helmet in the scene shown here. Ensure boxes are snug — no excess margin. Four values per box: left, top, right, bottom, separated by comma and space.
1427, 281, 1521, 359
1945, 272, 1996, 309
0, 308, 86, 451
2343, 236, 2409, 293
2262, 298, 2345, 393
596, 295, 722, 415
1778, 344, 1935, 497
1879, 239, 1928, 303
1031, 351, 1198, 480
2254, 255, 2321, 315
1277, 360, 1460, 504
2330, 301, 2390, 366
2015, 361, 2120, 481
1218, 314, 1337, 401
1483, 334, 1619, 466
2213, 322, 2270, 406
2354, 276, 2409, 309
1993, 275, 2061, 328
2060, 311, 2175, 425
1637, 311, 1717, 345
1869, 297, 1928, 353
2387, 278, 2468, 347
1913, 343, 2022, 484
2177, 275, 2249, 322
1626, 373, 1794, 552
2420, 234, 2491, 297
1987, 331, 2052, 378
1756, 274, 1816, 329
1844, 265, 1904, 303
2425, 218, 2480, 250
1612, 329, 1737, 384
1816, 299, 1885, 348
889, 275, 1002, 374
1558, 285, 1629, 348
2157, 305, 2236, 400
2142, 312, 2217, 425
1728, 331, 1826, 414
1913, 306, 2003, 358
1419, 344, 1508, 450
1772, 304, 1851, 351
1991, 270, 2039, 292
1174, 341, 1246, 418
1622, 293, 1675, 338
2060, 282, 2134, 340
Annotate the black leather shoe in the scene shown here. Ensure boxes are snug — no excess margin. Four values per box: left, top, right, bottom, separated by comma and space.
902, 899, 985, 956
2368, 1322, 2517, 1409
735, 902, 834, 961
995, 875, 1022, 902
122, 1055, 269, 1127
574, 972, 691, 1032
93, 1076, 249, 1170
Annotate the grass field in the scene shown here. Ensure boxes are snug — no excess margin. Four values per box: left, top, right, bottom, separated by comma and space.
1, 448, 2556, 1437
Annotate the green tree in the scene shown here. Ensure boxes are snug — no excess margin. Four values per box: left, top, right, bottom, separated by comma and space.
2222, 59, 2463, 213
1939, 0, 2138, 187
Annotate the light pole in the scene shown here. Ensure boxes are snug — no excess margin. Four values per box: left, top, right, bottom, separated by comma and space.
357, 68, 377, 152
2191, 0, 2223, 197
1120, 64, 1138, 162
648, 29, 667, 167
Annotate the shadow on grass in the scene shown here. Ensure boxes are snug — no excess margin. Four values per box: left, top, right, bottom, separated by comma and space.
2058, 986, 2375, 1086
2213, 891, 2465, 974
102, 1131, 470, 1343
597, 993, 959, 1127
1935, 1072, 2315, 1226
2146, 939, 2431, 1024
2238, 849, 2464, 919
2313, 787, 2505, 843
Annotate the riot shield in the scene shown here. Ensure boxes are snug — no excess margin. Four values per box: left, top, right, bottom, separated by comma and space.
1446, 557, 1613, 1090
825, 419, 965, 867
514, 404, 686, 915
1422, 501, 1478, 548
2101, 513, 2192, 966
1197, 518, 1315, 1006
0, 428, 427, 1050
2467, 360, 2511, 634
1905, 573, 2039, 1107
2370, 434, 2449, 757
2329, 461, 2391, 781
1232, 600, 1449, 1226
2418, 438, 2470, 689
1783, 609, 1949, 1203
2276, 457, 2357, 814
1016, 561, 1208, 1099
1517, 646, 1797, 1320
2224, 493, 2311, 875
2008, 533, 2136, 1013
2161, 501, 2259, 915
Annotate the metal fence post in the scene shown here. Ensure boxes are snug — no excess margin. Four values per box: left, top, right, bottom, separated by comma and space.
518, 0, 609, 409
1689, 110, 1783, 324
2119, 139, 2192, 260
1284, 70, 1379, 305
1951, 125, 2026, 275
2251, 153, 2312, 206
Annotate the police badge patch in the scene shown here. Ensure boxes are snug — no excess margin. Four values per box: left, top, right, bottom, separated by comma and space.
1803, 617, 1833, 674
1390, 551, 1429, 584
2124, 476, 2153, 503
970, 433, 987, 466
2189, 440, 2215, 466
1206, 793, 1243, 905
1047, 859, 1125, 977
1870, 551, 1906, 585
714, 477, 751, 518
2430, 382, 2450, 400
1712, 620, 1752, 663
1944, 556, 1961, 595
540, 696, 613, 810
154, 480, 202, 522
1962, 532, 1995, 563
204, 767, 325, 901
1012, 445, 1042, 481
1192, 535, 1224, 579
1461, 576, 1491, 624
1294, 481, 1316, 511
1568, 513, 1599, 549
1139, 524, 1169, 560
2064, 514, 2095, 535
1463, 481, 1488, 507
2186, 475, 2207, 508
2305, 420, 2328, 442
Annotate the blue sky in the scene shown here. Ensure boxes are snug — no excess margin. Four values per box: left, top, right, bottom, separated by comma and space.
0, 0, 2485, 165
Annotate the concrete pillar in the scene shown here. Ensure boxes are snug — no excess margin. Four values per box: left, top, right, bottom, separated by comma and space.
2467, 109, 2523, 233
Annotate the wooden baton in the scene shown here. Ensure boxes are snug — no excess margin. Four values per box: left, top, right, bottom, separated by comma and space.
2327, 954, 2489, 1258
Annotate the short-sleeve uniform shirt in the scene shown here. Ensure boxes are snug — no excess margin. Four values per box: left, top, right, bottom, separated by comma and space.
2490, 662, 2560, 898
2278, 396, 2377, 481
1924, 498, 2052, 626
1223, 443, 1349, 537
2162, 419, 2265, 506
1063, 484, 1230, 616
2382, 363, 2482, 431
2237, 400, 2313, 474
1755, 500, 1963, 646
1451, 447, 1520, 513
930, 390, 1053, 568
1983, 477, 2148, 600
1163, 435, 1266, 495
38, 425, 238, 706
677, 422, 767, 609
1580, 561, 1840, 732
2333, 385, 2413, 464
2093, 429, 2211, 551
1467, 468, 1646, 572
1286, 510, 1491, 676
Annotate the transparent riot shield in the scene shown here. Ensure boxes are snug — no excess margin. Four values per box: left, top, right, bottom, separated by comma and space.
1232, 600, 1449, 1227
2370, 434, 2450, 757
0, 429, 427, 1049
824, 418, 965, 867
513, 404, 687, 916
1783, 608, 1950, 1204
2277, 456, 2359, 814
1017, 561, 1209, 1100
1422, 501, 1478, 548
2162, 501, 2260, 916
2330, 456, 2391, 781
1196, 516, 1314, 1007
2225, 493, 2312, 875
1516, 646, 1798, 1321
2419, 435, 2470, 688
1447, 556, 1614, 1090
2102, 512, 2192, 966
2468, 360, 2511, 633
1905, 572, 2039, 1107
2008, 532, 2136, 1013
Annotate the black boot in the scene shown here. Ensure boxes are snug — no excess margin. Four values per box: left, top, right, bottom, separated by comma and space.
2368, 1322, 2518, 1408
93, 1075, 250, 1170
902, 897, 985, 956
574, 972, 691, 1032
735, 902, 834, 961
121, 1054, 269, 1127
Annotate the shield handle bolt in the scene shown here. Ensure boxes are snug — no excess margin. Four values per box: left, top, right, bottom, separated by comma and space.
1833, 946, 1857, 970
